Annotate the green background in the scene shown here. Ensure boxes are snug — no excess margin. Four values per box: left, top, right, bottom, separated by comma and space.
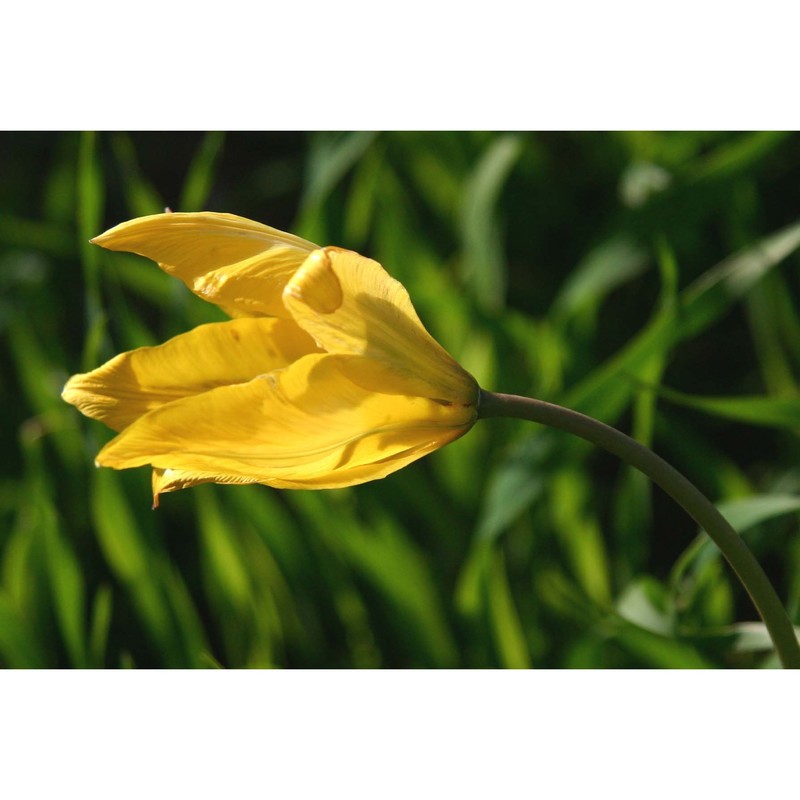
3, 130, 800, 668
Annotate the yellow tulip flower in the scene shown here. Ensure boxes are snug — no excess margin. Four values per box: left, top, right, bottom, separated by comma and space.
63, 212, 479, 504
60, 215, 800, 665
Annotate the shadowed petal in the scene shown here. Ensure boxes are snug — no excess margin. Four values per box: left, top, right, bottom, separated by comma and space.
283, 247, 478, 404
98, 354, 477, 488
62, 317, 320, 431
93, 212, 318, 318
149, 432, 462, 503
151, 467, 258, 507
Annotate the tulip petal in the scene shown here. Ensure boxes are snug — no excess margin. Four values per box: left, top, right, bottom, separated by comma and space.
151, 467, 257, 507
283, 248, 478, 403
149, 433, 458, 504
97, 354, 476, 489
149, 438, 451, 505
62, 317, 320, 431
93, 212, 318, 318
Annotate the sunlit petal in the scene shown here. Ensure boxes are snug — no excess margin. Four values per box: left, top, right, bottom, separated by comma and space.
66, 214, 482, 497
62, 317, 319, 431
93, 212, 318, 317
98, 354, 477, 487
283, 247, 478, 404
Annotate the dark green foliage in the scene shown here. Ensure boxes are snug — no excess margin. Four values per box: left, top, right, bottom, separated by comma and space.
2, 131, 800, 668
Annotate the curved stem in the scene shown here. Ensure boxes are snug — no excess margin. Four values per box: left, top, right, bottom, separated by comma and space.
478, 390, 800, 669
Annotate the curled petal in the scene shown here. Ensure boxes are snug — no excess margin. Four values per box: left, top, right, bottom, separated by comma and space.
283, 247, 478, 404
97, 354, 477, 489
151, 468, 257, 507
93, 212, 318, 318
62, 317, 320, 431
150, 434, 455, 504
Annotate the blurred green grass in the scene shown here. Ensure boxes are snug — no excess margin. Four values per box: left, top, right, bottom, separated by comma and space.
2, 130, 800, 668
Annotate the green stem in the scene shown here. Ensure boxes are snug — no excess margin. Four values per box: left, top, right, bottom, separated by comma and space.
478, 390, 800, 669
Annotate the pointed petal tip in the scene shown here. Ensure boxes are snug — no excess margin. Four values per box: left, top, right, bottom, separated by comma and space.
61, 372, 83, 399
90, 230, 114, 249
88, 212, 177, 250
284, 248, 343, 314
61, 381, 88, 413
